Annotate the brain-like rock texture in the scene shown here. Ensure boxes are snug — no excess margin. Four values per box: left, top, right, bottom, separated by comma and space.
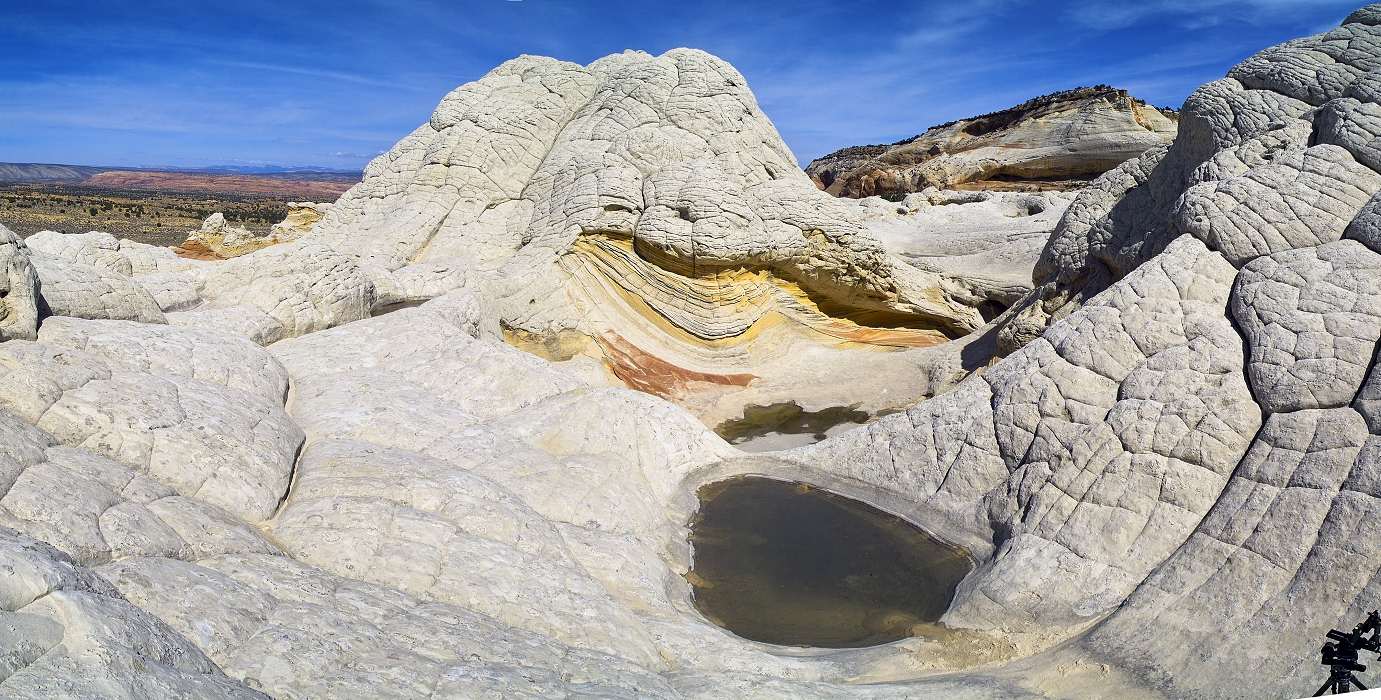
24, 230, 133, 275
1232, 240, 1381, 413
30, 254, 166, 324
5, 7, 1381, 699
302, 48, 1023, 422
0, 528, 268, 699
807, 85, 1178, 198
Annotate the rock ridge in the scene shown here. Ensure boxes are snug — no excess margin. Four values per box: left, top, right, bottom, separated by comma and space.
807, 84, 1179, 198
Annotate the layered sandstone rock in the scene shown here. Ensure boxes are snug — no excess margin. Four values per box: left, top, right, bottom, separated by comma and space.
2, 8, 1381, 699
270, 201, 330, 240
175, 205, 328, 260
808, 86, 1179, 198
296, 48, 1023, 422
175, 213, 259, 259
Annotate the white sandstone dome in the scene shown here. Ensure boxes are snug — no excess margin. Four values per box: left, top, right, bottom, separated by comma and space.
2, 7, 1381, 698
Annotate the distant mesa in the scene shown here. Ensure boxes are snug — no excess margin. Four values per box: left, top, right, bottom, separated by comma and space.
807, 85, 1178, 198
0, 161, 359, 199
0, 162, 105, 183
81, 170, 355, 199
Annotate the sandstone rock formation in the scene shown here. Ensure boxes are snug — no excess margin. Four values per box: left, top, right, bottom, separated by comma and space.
175, 213, 258, 259
269, 201, 330, 240
176, 206, 326, 260
24, 230, 133, 275
0, 223, 39, 341
297, 48, 1026, 424
2, 7, 1381, 698
808, 86, 1179, 198
860, 188, 1074, 316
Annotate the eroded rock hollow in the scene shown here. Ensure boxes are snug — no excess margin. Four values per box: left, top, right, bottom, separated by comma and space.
3, 6, 1381, 698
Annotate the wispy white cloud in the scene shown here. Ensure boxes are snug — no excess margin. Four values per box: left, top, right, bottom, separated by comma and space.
0, 0, 1358, 169
207, 59, 412, 89
330, 150, 383, 160
893, 0, 1017, 49
1065, 0, 1357, 31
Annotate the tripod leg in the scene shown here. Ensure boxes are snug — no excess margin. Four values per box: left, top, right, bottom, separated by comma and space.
1314, 678, 1334, 696
1355, 676, 1368, 690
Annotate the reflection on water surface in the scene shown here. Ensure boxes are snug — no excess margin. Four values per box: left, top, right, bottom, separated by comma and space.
714, 401, 876, 452
688, 476, 972, 648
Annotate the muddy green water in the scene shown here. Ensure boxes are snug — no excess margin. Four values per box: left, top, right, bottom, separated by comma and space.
688, 476, 973, 648
713, 401, 873, 452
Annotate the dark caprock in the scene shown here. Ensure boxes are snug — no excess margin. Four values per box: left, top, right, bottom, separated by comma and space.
1317, 610, 1381, 695
686, 476, 973, 648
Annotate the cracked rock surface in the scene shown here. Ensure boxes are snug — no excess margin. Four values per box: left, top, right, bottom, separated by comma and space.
4, 7, 1381, 698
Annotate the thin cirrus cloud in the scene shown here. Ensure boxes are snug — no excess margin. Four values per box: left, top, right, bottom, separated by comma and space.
0, 0, 1359, 170
331, 151, 385, 160
1064, 0, 1357, 30
206, 60, 428, 91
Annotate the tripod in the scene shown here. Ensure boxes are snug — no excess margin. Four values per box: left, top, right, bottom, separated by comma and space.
1316, 611, 1381, 696
1315, 641, 1367, 695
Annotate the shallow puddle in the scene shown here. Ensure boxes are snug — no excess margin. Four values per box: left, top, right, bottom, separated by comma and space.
688, 476, 973, 648
713, 401, 873, 452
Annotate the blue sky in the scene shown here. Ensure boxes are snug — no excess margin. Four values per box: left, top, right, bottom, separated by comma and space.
0, 0, 1361, 170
